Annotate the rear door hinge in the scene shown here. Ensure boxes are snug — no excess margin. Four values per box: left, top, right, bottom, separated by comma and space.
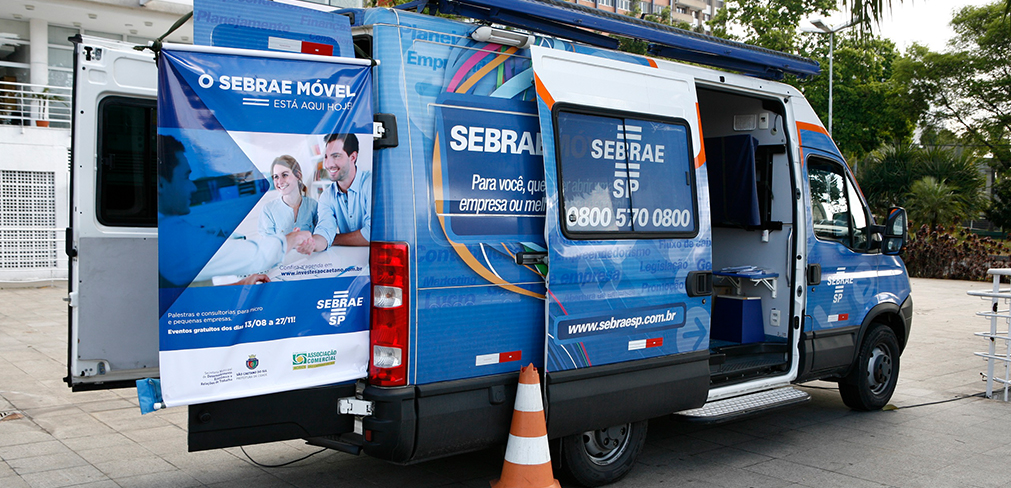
373, 113, 399, 149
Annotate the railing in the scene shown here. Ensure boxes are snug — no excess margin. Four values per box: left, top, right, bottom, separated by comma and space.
0, 82, 72, 128
968, 269, 1011, 401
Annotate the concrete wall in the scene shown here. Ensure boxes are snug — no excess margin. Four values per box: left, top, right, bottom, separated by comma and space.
0, 125, 70, 282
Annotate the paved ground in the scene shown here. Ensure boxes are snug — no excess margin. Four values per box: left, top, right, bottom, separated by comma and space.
1, 277, 1010, 487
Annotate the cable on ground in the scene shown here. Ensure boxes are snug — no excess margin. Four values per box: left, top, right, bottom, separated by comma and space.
240, 445, 328, 468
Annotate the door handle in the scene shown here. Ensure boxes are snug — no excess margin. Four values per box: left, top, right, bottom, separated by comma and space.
806, 264, 821, 286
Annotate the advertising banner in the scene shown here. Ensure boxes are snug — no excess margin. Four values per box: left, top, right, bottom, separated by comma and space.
157, 45, 373, 407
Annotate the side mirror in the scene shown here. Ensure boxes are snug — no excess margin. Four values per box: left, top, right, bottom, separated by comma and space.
882, 207, 907, 255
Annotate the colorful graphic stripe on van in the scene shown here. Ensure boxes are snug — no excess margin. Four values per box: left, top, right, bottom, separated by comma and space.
456, 46, 519, 93
796, 121, 842, 162
695, 102, 706, 169
533, 73, 555, 110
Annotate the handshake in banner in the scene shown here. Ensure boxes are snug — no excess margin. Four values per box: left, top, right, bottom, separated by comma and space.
264, 132, 371, 256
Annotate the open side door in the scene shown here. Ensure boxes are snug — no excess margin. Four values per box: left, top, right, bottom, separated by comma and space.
530, 46, 711, 437
68, 36, 160, 390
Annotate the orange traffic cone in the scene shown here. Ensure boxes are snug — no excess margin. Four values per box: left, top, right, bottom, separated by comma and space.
491, 364, 561, 488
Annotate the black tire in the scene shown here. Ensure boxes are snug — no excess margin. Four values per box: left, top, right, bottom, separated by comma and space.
839, 324, 900, 411
560, 420, 647, 487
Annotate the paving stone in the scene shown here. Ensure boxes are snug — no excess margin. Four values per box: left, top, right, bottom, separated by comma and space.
58, 433, 135, 452
76, 442, 154, 465
18, 464, 107, 488
111, 470, 204, 488
7, 451, 88, 475
745, 458, 889, 488
32, 412, 115, 440
0, 440, 72, 461
93, 455, 177, 480
0, 430, 56, 448
90, 407, 173, 433
206, 472, 297, 488
160, 450, 266, 485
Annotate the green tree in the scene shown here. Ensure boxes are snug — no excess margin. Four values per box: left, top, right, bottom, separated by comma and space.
910, 2, 1011, 169
917, 146, 988, 215
857, 144, 986, 221
906, 176, 963, 228
855, 144, 919, 216
987, 178, 1011, 237
796, 34, 925, 158
709, 0, 836, 52
709, 2, 926, 159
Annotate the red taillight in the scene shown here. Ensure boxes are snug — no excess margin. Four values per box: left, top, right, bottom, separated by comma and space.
369, 241, 409, 386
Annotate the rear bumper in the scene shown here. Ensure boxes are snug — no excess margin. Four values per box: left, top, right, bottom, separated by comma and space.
361, 351, 710, 463
362, 372, 517, 463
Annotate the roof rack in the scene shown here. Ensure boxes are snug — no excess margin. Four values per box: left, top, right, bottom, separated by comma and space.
395, 0, 820, 80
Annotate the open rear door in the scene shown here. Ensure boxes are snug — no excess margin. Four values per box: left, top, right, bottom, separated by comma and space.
68, 37, 361, 451
530, 46, 711, 436
68, 36, 160, 390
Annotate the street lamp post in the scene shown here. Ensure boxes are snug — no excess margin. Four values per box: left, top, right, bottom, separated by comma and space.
808, 18, 858, 136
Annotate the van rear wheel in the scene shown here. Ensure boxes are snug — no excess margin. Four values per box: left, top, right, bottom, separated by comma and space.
560, 420, 647, 487
839, 324, 900, 411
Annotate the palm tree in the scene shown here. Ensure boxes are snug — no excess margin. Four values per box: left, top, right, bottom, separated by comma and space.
916, 146, 987, 216
846, 1, 1010, 34
856, 144, 918, 216
906, 176, 963, 228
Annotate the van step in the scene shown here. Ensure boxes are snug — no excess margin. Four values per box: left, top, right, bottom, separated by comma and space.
675, 387, 809, 423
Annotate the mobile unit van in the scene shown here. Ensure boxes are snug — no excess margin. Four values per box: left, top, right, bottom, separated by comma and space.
66, 0, 912, 485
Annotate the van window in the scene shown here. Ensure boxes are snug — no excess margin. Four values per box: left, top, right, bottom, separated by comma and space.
554, 109, 697, 238
96, 97, 157, 227
808, 157, 868, 250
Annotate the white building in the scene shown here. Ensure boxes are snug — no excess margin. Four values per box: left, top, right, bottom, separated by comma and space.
0, 0, 194, 283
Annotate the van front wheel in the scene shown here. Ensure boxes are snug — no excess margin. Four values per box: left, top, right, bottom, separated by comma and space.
560, 420, 647, 487
839, 324, 900, 411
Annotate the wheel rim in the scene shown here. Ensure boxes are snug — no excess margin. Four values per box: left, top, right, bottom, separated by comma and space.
581, 424, 631, 466
866, 344, 893, 395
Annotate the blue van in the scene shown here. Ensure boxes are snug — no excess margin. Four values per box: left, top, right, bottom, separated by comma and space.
68, 1, 912, 485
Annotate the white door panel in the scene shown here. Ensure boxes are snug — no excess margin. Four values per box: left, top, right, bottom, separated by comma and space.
69, 37, 159, 389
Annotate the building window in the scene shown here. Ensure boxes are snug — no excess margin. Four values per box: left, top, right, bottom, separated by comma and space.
0, 170, 58, 269
48, 25, 79, 88
617, 0, 631, 11
0, 19, 31, 84
598, 0, 614, 7
83, 30, 124, 41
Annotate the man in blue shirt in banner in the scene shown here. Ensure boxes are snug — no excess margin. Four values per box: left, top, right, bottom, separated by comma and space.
158, 135, 313, 286
310, 133, 371, 250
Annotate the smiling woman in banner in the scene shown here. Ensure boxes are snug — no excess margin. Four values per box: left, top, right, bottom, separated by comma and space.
259, 155, 318, 249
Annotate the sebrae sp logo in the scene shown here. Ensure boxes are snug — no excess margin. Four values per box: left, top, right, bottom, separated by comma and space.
316, 289, 365, 326
246, 354, 259, 370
